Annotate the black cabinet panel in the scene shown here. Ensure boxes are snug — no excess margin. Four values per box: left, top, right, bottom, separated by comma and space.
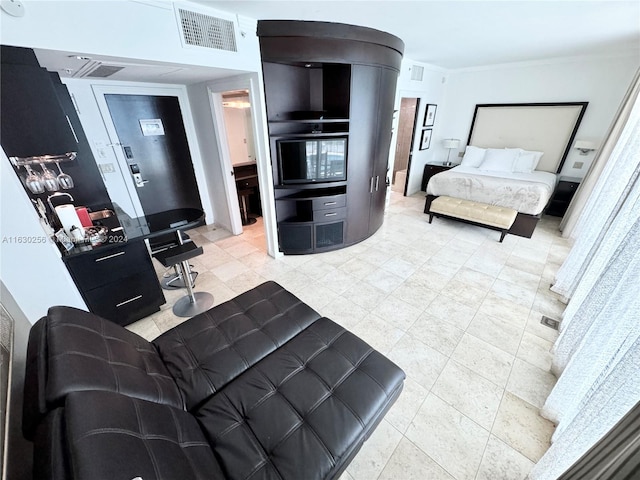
0, 64, 78, 158
64, 241, 151, 291
546, 179, 580, 217
82, 270, 165, 326
64, 240, 164, 325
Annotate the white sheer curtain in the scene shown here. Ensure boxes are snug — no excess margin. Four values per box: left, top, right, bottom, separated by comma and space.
528, 81, 640, 479
551, 77, 640, 300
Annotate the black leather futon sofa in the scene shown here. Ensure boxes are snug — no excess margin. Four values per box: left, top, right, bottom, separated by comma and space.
22, 281, 405, 479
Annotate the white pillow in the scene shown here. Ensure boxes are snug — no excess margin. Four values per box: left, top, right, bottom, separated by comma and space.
479, 148, 519, 172
513, 149, 544, 173
460, 146, 486, 168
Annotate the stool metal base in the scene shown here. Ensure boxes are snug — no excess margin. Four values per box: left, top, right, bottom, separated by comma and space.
172, 291, 214, 318
161, 271, 197, 290
242, 216, 257, 226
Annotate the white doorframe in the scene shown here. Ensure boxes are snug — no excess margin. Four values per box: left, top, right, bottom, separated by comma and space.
90, 82, 215, 225
207, 73, 280, 258
207, 90, 243, 236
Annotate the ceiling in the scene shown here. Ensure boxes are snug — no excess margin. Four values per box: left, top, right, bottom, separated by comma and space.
202, 0, 640, 69
33, 1, 639, 84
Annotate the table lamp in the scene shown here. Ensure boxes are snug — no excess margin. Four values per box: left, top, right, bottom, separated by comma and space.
443, 139, 460, 166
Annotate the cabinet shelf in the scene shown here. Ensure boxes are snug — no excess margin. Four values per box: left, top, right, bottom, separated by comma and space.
274, 181, 347, 190
277, 186, 346, 200
269, 118, 350, 124
270, 132, 349, 139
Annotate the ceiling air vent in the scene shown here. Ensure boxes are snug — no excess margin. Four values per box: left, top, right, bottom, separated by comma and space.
178, 8, 237, 52
411, 65, 424, 81
86, 65, 125, 78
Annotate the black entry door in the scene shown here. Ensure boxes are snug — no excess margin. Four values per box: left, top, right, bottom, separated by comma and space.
105, 94, 202, 216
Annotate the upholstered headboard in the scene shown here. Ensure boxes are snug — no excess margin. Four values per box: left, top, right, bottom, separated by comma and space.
467, 103, 588, 173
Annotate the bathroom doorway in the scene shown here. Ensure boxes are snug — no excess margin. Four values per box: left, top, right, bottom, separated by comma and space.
391, 97, 420, 196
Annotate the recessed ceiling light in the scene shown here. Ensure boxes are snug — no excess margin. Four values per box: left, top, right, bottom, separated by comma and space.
68, 55, 91, 61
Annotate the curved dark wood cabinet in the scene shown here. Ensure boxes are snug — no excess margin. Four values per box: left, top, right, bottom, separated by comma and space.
258, 20, 404, 254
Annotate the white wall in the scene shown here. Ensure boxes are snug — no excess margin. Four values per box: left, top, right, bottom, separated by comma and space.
0, 1, 260, 71
437, 54, 639, 178
389, 59, 448, 195
0, 150, 87, 324
223, 106, 251, 166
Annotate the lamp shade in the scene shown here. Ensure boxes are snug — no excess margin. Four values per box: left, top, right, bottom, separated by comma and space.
443, 138, 460, 149
574, 140, 596, 150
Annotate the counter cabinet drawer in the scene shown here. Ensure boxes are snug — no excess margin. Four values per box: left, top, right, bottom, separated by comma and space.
64, 240, 151, 291
313, 206, 346, 222
82, 270, 165, 326
312, 194, 346, 211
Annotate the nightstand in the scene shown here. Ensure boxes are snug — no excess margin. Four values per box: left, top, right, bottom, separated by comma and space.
546, 176, 581, 217
421, 163, 455, 191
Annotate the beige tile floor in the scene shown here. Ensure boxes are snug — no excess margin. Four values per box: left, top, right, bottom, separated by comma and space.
128, 191, 570, 480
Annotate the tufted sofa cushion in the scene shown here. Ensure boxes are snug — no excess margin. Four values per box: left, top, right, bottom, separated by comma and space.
154, 281, 321, 410
64, 391, 224, 480
23, 306, 183, 439
195, 317, 405, 480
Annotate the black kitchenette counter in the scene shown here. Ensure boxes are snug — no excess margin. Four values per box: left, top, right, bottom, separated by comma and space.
61, 208, 205, 325
60, 207, 205, 258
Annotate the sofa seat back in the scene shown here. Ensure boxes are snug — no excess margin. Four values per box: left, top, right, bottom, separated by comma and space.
153, 281, 321, 411
63, 391, 224, 480
23, 306, 183, 439
195, 317, 406, 480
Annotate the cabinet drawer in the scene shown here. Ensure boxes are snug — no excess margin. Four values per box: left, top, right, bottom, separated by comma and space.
312, 194, 346, 210
313, 206, 346, 222
236, 175, 258, 189
83, 270, 165, 326
65, 240, 151, 291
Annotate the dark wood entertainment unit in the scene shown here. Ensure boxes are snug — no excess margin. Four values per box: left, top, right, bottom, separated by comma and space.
257, 20, 404, 254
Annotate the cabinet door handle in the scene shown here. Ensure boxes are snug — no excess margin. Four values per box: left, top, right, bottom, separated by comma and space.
324, 212, 337, 217
324, 201, 337, 206
95, 251, 125, 262
370, 177, 374, 193
375, 175, 380, 191
116, 294, 143, 308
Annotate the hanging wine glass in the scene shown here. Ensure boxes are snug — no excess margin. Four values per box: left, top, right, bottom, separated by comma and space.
55, 162, 74, 189
40, 164, 60, 191
25, 165, 45, 194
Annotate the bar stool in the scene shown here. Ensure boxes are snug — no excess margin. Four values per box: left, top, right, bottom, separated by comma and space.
150, 232, 196, 290
153, 241, 213, 317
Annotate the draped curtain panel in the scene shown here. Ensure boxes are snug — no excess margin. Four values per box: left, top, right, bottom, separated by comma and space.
551, 82, 640, 300
561, 68, 640, 239
529, 80, 640, 479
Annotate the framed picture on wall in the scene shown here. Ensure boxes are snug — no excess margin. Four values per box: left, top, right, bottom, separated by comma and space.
419, 129, 432, 150
424, 104, 437, 127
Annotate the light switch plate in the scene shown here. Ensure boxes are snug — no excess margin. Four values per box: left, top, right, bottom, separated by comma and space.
99, 163, 116, 174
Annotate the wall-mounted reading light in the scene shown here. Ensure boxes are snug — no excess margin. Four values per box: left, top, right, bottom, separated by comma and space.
443, 138, 460, 166
574, 140, 597, 155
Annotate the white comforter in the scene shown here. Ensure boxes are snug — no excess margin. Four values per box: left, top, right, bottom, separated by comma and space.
426, 166, 557, 215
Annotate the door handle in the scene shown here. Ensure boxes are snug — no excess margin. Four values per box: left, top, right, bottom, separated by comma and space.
369, 177, 374, 193
132, 173, 148, 187
375, 176, 380, 191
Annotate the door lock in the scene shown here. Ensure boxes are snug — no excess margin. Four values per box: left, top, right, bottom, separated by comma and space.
129, 164, 148, 188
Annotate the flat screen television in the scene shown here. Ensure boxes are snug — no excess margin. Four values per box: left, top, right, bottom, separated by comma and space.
277, 137, 347, 185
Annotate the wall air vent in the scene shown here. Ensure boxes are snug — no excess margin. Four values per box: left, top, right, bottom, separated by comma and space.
410, 65, 424, 81
177, 8, 237, 52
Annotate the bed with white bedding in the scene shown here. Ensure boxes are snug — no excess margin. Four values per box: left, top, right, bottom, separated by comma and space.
426, 165, 557, 216
423, 102, 588, 238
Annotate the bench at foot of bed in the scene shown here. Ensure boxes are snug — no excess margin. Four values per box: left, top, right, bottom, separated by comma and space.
428, 196, 518, 242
